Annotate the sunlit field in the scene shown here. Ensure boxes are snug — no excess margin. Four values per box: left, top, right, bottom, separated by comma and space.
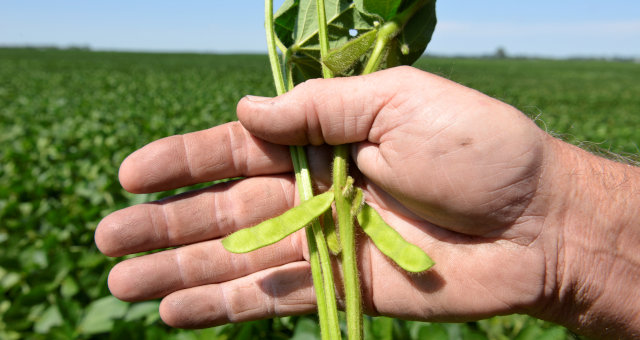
1, 48, 638, 339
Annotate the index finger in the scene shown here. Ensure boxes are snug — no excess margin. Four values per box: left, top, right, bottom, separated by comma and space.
236, 66, 437, 146
119, 121, 291, 193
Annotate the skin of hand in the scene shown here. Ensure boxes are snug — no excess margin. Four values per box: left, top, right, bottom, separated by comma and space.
95, 66, 640, 339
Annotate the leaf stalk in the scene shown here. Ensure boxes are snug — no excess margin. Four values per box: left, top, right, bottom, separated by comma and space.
363, 0, 431, 75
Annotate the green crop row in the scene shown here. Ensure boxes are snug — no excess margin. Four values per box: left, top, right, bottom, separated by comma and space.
2, 48, 637, 339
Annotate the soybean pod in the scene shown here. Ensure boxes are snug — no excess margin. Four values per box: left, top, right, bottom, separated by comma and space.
350, 187, 365, 218
322, 210, 341, 255
357, 203, 434, 273
223, 191, 335, 253
323, 29, 378, 76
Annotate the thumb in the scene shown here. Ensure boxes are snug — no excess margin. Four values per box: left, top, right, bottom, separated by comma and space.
236, 67, 413, 146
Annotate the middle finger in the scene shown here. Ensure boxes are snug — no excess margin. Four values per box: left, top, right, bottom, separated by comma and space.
96, 175, 297, 257
107, 232, 306, 302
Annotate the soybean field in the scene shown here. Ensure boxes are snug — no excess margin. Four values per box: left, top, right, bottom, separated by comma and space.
1, 48, 638, 339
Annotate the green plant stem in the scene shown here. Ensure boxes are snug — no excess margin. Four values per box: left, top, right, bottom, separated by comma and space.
284, 50, 295, 90
362, 0, 431, 75
362, 21, 399, 75
316, 0, 334, 79
293, 146, 341, 340
265, 1, 338, 340
311, 1, 342, 339
265, 0, 286, 95
335, 3, 433, 337
333, 144, 362, 340
315, 0, 360, 338
290, 146, 331, 340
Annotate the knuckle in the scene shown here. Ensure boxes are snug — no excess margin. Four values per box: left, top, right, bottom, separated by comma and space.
389, 65, 418, 77
296, 77, 324, 93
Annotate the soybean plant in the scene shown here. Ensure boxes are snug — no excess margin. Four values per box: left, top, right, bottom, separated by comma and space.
223, 1, 438, 339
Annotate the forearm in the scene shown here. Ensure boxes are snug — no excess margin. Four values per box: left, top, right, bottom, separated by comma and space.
539, 138, 640, 339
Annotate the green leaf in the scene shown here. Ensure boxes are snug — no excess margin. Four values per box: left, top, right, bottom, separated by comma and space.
233, 322, 255, 340
536, 327, 568, 340
124, 301, 160, 322
223, 191, 335, 253
275, 0, 436, 82
292, 0, 354, 49
357, 203, 434, 272
385, 0, 437, 68
77, 296, 128, 335
0, 270, 21, 290
355, 0, 402, 20
33, 304, 63, 334
514, 325, 543, 340
274, 0, 299, 47
290, 317, 321, 340
323, 29, 377, 75
275, 0, 378, 82
461, 326, 490, 340
60, 276, 79, 298
416, 323, 449, 340
370, 316, 394, 340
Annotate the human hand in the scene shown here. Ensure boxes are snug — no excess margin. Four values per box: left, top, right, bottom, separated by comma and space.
96, 66, 640, 339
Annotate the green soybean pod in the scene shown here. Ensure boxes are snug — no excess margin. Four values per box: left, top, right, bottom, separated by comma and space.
357, 203, 434, 273
322, 29, 377, 76
322, 210, 341, 255
350, 187, 364, 218
223, 191, 335, 253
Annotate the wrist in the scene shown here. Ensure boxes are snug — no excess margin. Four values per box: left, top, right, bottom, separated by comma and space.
535, 138, 640, 339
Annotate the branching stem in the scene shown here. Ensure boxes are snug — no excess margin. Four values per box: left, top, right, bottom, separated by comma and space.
267, 2, 433, 340
316, 0, 362, 337
363, 0, 430, 74
334, 144, 362, 340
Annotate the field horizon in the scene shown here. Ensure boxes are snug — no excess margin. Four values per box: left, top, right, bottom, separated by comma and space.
3, 45, 640, 63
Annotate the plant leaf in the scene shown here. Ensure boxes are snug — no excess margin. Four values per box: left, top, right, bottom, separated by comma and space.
357, 203, 434, 272
34, 304, 63, 334
77, 296, 128, 335
370, 316, 394, 340
355, 0, 402, 20
417, 323, 449, 340
223, 191, 335, 253
274, 0, 299, 48
124, 301, 160, 322
291, 317, 321, 340
275, 0, 379, 82
385, 0, 437, 68
60, 276, 79, 298
275, 0, 436, 82
293, 0, 354, 49
275, 0, 355, 50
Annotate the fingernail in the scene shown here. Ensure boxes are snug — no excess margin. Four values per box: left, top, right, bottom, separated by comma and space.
245, 95, 272, 102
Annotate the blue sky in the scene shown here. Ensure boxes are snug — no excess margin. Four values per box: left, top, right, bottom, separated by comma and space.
1, 0, 639, 58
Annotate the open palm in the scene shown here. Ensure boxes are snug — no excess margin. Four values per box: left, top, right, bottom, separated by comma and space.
96, 67, 559, 328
